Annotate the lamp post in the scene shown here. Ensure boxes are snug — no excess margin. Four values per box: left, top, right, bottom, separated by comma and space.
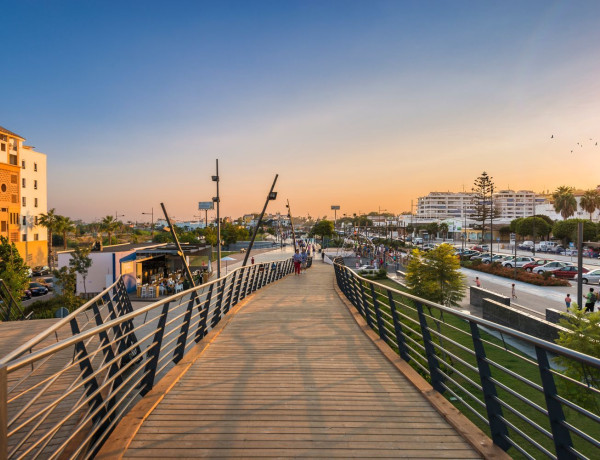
142, 208, 154, 237
212, 159, 221, 278
532, 195, 536, 257
331, 205, 340, 231
286, 200, 297, 250
115, 212, 125, 221
243, 174, 278, 266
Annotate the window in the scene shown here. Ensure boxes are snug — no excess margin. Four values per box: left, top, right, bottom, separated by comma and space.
34, 180, 37, 190
1, 144, 5, 151
0, 184, 5, 192
11, 194, 17, 204
0, 221, 6, 232
22, 216, 26, 225
34, 234, 39, 241
34, 198, 38, 208
22, 234, 27, 242
21, 160, 25, 169
22, 197, 26, 206
34, 216, 38, 225
22, 178, 26, 188
34, 163, 37, 172
9, 154, 17, 165
11, 175, 17, 184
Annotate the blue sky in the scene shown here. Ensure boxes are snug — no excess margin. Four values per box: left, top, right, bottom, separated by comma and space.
3, 0, 600, 221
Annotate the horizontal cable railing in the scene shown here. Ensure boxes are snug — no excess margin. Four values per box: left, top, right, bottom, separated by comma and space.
332, 257, 600, 460
0, 257, 295, 460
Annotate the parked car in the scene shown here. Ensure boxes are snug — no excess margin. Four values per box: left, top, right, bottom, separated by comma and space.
576, 269, 600, 284
501, 257, 536, 268
549, 246, 565, 254
522, 259, 551, 272
421, 243, 436, 251
21, 289, 32, 300
28, 282, 49, 296
413, 237, 424, 245
550, 266, 588, 279
31, 266, 50, 276
470, 245, 489, 252
34, 277, 55, 291
534, 261, 572, 274
480, 254, 510, 264
518, 241, 534, 250
461, 250, 481, 259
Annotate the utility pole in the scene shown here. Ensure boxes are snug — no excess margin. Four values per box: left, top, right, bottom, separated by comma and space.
142, 207, 154, 237
212, 160, 221, 278
532, 195, 536, 257
577, 222, 583, 308
243, 175, 278, 266
286, 200, 297, 250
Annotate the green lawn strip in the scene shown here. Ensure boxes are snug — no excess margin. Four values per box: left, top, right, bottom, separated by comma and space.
351, 277, 596, 459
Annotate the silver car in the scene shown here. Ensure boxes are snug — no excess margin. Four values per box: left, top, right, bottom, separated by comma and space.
576, 269, 600, 284
501, 256, 536, 268
535, 261, 572, 274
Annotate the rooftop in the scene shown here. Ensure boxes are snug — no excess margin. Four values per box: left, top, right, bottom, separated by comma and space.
0, 125, 25, 140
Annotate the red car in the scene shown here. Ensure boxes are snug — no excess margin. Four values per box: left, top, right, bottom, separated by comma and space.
550, 266, 589, 279
522, 259, 550, 272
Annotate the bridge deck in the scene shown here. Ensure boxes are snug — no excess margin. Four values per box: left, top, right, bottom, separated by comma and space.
119, 261, 480, 458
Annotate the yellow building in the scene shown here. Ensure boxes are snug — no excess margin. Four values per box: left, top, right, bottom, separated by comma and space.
0, 125, 48, 267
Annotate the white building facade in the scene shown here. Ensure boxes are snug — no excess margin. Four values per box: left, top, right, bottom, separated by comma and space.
20, 145, 48, 246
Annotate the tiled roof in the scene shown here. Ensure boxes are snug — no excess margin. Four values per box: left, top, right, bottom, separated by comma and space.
0, 125, 25, 139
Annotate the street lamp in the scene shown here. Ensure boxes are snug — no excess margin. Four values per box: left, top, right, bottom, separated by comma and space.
115, 212, 125, 220
331, 205, 340, 230
212, 159, 221, 278
142, 207, 154, 237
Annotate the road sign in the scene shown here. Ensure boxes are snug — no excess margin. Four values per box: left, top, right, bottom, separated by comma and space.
199, 202, 214, 210
331, 205, 340, 210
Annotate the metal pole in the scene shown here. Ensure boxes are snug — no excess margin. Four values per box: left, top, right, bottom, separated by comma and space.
160, 203, 195, 287
577, 222, 583, 308
243, 175, 278, 266
287, 200, 297, 250
532, 197, 536, 257
214, 159, 221, 278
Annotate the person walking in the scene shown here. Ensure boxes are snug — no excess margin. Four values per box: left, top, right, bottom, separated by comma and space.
300, 249, 308, 273
565, 294, 571, 310
251, 256, 255, 265
475, 277, 481, 288
585, 288, 596, 312
511, 283, 517, 300
293, 249, 302, 275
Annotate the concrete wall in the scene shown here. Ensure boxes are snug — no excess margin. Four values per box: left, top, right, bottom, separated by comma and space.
546, 308, 565, 325
470, 286, 510, 308
482, 298, 568, 342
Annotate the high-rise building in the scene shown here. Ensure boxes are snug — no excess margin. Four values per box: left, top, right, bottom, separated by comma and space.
0, 125, 48, 266
416, 192, 478, 220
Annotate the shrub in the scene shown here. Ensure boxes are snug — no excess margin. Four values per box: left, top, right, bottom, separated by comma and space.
462, 262, 570, 286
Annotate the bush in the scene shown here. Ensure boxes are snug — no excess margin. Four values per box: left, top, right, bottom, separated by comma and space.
25, 295, 86, 319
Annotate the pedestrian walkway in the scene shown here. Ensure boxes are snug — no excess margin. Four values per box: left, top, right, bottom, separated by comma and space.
102, 261, 482, 458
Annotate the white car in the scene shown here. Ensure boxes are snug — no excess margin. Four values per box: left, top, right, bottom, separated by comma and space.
501, 257, 536, 268
535, 261, 572, 274
576, 269, 600, 284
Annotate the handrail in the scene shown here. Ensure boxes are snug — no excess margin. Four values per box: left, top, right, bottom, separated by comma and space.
0, 255, 297, 460
332, 257, 600, 459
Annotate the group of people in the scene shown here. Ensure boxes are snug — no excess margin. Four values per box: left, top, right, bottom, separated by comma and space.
565, 288, 598, 312
293, 248, 309, 275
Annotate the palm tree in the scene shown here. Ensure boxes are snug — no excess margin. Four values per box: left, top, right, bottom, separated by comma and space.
38, 208, 60, 268
579, 189, 600, 221
552, 186, 577, 220
439, 222, 449, 240
100, 215, 119, 246
56, 216, 76, 250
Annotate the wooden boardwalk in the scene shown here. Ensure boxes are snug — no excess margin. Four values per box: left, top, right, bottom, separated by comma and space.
112, 261, 483, 458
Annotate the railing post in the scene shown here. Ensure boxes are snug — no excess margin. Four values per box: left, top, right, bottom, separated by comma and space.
535, 346, 573, 457
342, 268, 357, 306
387, 291, 411, 362
211, 279, 226, 328
91, 303, 123, 389
370, 284, 387, 340
415, 301, 445, 394
196, 284, 213, 342
223, 272, 237, 314
141, 302, 170, 395
469, 322, 510, 450
234, 268, 244, 304
1, 365, 7, 460
358, 279, 373, 327
104, 290, 141, 365
173, 291, 199, 363
248, 265, 257, 295
69, 319, 107, 423
350, 272, 364, 315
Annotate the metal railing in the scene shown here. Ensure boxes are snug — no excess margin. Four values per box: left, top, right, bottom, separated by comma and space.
333, 258, 600, 460
0, 280, 27, 322
0, 257, 295, 460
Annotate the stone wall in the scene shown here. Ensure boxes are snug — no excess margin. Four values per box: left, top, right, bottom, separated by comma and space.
470, 286, 510, 308
482, 298, 568, 342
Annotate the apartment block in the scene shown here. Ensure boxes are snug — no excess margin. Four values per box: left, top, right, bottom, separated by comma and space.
417, 192, 478, 219
0, 125, 48, 266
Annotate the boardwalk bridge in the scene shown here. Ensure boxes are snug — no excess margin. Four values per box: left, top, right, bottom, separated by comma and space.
1, 254, 599, 459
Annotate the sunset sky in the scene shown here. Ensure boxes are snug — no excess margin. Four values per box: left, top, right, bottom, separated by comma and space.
3, 0, 600, 223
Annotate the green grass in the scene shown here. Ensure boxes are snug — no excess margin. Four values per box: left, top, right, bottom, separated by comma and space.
347, 276, 598, 459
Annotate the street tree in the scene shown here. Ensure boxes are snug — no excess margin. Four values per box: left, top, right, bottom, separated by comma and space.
52, 266, 81, 311
310, 220, 334, 242
69, 246, 93, 295
56, 215, 76, 250
39, 208, 60, 267
579, 189, 600, 220
552, 219, 597, 245
0, 237, 29, 303
405, 244, 466, 307
515, 217, 551, 240
471, 172, 500, 243
426, 222, 439, 240
439, 222, 449, 240
100, 215, 119, 246
552, 186, 577, 219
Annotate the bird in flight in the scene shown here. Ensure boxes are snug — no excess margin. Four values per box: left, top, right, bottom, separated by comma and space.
551, 135, 554, 138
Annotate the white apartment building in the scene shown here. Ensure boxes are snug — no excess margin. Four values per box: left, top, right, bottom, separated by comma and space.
20, 145, 48, 245
417, 192, 478, 220
493, 190, 547, 220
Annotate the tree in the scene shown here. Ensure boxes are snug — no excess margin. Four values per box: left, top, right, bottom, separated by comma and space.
405, 244, 466, 307
552, 219, 597, 245
471, 172, 499, 243
52, 266, 80, 311
69, 246, 93, 295
579, 189, 600, 221
100, 215, 119, 246
515, 217, 551, 239
353, 216, 373, 227
426, 222, 439, 240
0, 237, 29, 303
439, 222, 449, 240
552, 186, 577, 220
56, 215, 76, 250
39, 208, 60, 267
555, 305, 600, 413
310, 220, 334, 241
